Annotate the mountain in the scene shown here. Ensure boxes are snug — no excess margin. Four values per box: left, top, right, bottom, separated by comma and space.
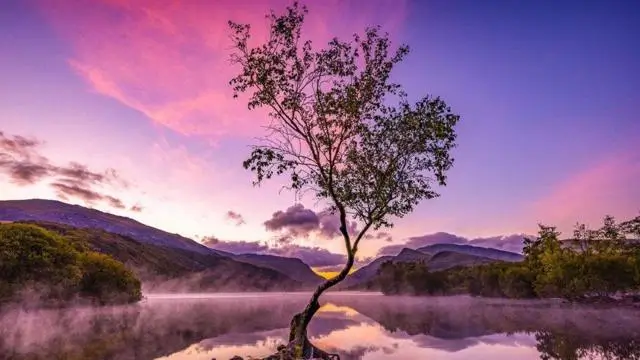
339, 255, 394, 289
426, 251, 498, 271
233, 253, 325, 285
342, 244, 524, 288
417, 243, 524, 262
0, 199, 214, 255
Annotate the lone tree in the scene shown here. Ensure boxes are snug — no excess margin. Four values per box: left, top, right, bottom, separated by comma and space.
229, 2, 459, 358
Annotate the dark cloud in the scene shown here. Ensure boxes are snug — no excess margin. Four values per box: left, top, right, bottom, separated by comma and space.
201, 236, 347, 267
377, 232, 533, 256
264, 204, 319, 235
1, 161, 51, 185
0, 130, 133, 210
54, 162, 124, 187
264, 204, 359, 239
130, 204, 143, 212
225, 210, 246, 226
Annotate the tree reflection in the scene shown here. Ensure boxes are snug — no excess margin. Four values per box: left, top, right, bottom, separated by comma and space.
535, 331, 640, 360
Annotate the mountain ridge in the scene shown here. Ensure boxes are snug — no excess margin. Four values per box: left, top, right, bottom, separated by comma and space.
0, 199, 214, 254
0, 199, 322, 289
0, 198, 531, 291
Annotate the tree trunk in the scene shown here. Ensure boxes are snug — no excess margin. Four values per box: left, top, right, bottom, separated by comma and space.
283, 251, 355, 359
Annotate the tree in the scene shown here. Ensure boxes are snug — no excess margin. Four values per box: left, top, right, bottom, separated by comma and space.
228, 2, 459, 357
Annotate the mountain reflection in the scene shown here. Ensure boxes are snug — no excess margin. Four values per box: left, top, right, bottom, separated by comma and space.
1, 293, 639, 360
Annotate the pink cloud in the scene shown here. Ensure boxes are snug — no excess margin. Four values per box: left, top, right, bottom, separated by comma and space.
532, 149, 640, 229
38, 0, 407, 139
149, 137, 211, 181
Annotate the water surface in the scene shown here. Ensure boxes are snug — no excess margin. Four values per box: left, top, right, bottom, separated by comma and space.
2, 293, 639, 359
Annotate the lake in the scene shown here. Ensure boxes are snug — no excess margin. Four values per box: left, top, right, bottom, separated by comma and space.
1, 292, 639, 359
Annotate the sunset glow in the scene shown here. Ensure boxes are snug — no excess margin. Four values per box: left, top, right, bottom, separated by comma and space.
1, 0, 638, 262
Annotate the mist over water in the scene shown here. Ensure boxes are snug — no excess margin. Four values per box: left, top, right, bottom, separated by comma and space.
2, 293, 640, 360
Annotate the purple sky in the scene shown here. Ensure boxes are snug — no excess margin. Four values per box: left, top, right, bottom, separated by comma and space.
1, 0, 638, 259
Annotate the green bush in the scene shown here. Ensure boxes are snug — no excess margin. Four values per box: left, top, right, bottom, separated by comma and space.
0, 223, 141, 305
79, 252, 142, 304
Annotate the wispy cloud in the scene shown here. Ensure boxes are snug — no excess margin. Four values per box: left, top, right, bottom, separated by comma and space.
0, 130, 133, 210
38, 0, 407, 139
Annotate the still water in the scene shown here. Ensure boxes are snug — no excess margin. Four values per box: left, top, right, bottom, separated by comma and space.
1, 292, 639, 360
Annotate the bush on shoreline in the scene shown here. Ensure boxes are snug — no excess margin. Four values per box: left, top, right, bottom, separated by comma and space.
0, 223, 141, 306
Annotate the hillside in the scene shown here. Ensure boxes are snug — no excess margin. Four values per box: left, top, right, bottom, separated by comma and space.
417, 243, 524, 262
395, 248, 432, 262
339, 256, 394, 289
426, 251, 498, 271
0, 199, 212, 254
24, 221, 300, 292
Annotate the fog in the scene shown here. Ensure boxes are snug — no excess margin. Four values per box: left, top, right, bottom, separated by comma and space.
1, 293, 640, 359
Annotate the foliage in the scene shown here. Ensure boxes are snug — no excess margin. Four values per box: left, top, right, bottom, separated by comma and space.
377, 215, 640, 301
0, 223, 142, 305
229, 1, 459, 270
535, 331, 640, 360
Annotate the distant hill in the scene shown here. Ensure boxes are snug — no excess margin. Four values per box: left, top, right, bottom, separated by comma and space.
417, 243, 524, 262
233, 253, 325, 285
342, 244, 524, 288
339, 256, 394, 289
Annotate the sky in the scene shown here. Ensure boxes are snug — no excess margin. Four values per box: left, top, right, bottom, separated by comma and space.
1, 0, 639, 263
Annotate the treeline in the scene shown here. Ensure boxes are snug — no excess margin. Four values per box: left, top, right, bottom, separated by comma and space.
0, 223, 142, 306
378, 215, 640, 301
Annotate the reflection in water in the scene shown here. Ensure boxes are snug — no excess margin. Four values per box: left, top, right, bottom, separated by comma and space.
1, 293, 639, 359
